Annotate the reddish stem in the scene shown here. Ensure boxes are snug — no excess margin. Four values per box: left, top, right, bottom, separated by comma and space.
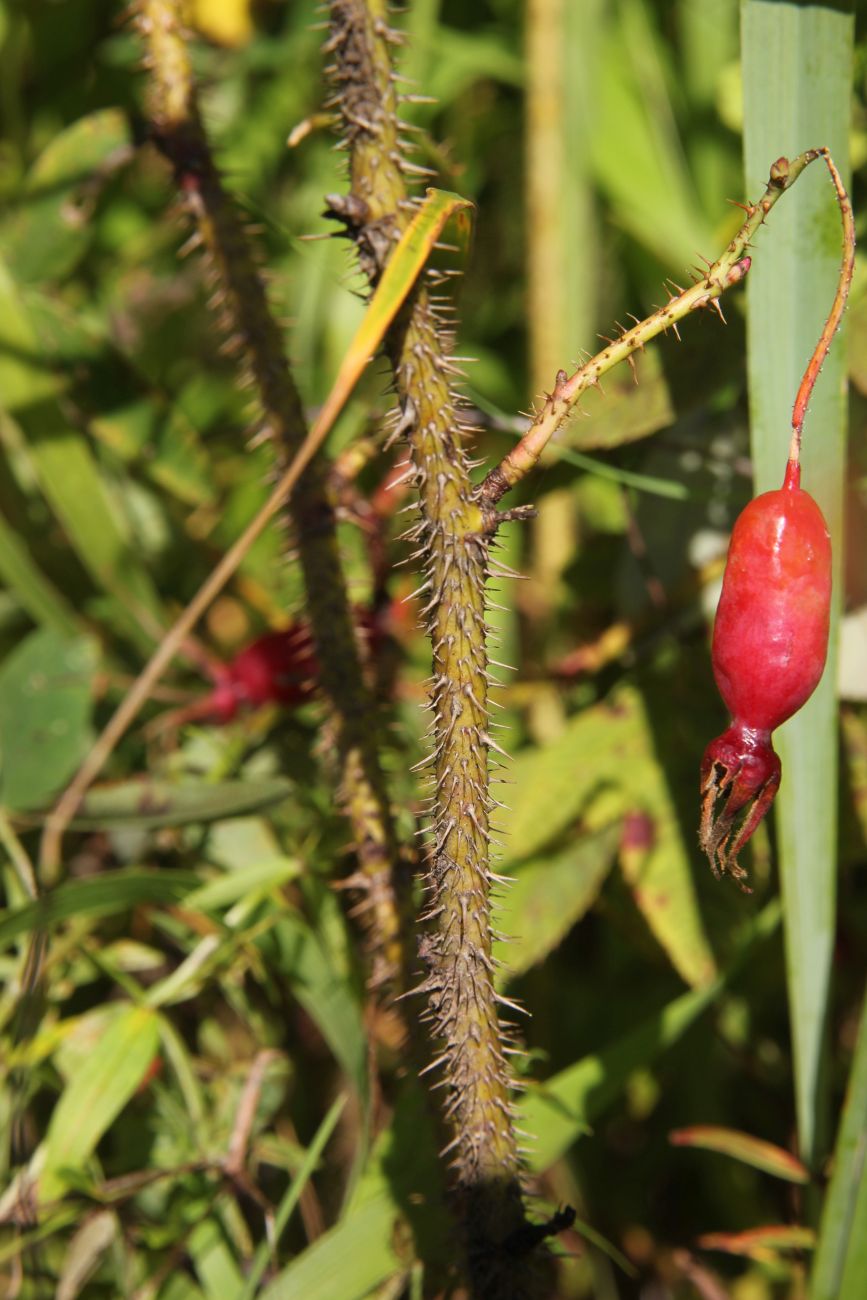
787, 148, 855, 470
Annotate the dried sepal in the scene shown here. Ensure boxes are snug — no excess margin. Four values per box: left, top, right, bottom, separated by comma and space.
699, 724, 781, 891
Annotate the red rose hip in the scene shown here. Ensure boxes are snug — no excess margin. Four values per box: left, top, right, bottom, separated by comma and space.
711, 471, 831, 733
699, 464, 832, 886
699, 147, 852, 888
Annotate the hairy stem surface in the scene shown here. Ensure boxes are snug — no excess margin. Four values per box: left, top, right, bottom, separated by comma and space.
326, 3, 545, 1292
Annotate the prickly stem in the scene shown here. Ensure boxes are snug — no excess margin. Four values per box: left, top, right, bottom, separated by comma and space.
326, 4, 548, 1293
135, 0, 408, 994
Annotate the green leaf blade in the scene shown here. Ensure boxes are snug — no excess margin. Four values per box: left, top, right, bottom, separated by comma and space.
742, 0, 854, 1170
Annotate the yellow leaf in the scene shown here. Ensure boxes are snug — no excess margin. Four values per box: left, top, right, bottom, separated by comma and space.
190, 0, 253, 48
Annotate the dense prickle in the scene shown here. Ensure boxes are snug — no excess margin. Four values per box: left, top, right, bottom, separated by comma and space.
711, 485, 831, 732
326, 0, 532, 1277
700, 479, 831, 885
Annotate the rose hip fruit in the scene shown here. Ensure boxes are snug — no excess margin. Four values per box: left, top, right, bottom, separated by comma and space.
699, 462, 831, 886
699, 147, 853, 888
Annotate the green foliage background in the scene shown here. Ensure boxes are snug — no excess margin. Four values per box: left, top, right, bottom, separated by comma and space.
1, 0, 866, 1296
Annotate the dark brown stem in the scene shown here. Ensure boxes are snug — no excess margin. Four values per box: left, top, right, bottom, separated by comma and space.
134, 0, 409, 994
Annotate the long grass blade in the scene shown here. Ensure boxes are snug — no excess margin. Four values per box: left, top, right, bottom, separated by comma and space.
741, 0, 854, 1172
810, 988, 867, 1300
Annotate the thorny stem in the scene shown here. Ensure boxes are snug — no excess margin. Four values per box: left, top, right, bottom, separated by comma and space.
326, 3, 549, 1294
786, 148, 855, 479
480, 148, 841, 508
126, 0, 408, 993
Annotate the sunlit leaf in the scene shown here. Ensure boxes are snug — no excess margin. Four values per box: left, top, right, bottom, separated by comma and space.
499, 688, 717, 987
669, 1124, 810, 1184
494, 823, 620, 984
698, 1225, 815, 1258
40, 1004, 161, 1201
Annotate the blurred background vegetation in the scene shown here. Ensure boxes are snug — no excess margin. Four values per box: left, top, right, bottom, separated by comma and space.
1, 0, 866, 1296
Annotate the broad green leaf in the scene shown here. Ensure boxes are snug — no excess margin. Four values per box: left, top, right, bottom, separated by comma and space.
70, 776, 292, 831
262, 1082, 447, 1300
562, 346, 674, 452
500, 692, 644, 866
669, 1124, 809, 1184
40, 1004, 161, 1201
0, 868, 201, 950
0, 628, 97, 812
742, 0, 853, 1169
0, 109, 131, 283
522, 901, 780, 1171
91, 400, 217, 508
810, 986, 867, 1300
499, 688, 716, 987
494, 824, 620, 984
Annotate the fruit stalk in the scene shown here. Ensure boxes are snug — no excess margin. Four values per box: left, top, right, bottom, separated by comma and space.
479, 150, 834, 508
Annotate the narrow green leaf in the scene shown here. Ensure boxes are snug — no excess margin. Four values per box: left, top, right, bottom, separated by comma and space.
260, 1193, 400, 1300
742, 0, 854, 1169
184, 856, 300, 912
0, 868, 200, 950
239, 1095, 347, 1300
669, 1124, 810, 1184
272, 912, 368, 1104
70, 776, 293, 831
40, 1004, 161, 1201
188, 1215, 245, 1300
313, 188, 472, 441
810, 988, 867, 1300
590, 0, 712, 266
0, 628, 97, 812
24, 409, 163, 633
522, 901, 780, 1171
0, 508, 81, 635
